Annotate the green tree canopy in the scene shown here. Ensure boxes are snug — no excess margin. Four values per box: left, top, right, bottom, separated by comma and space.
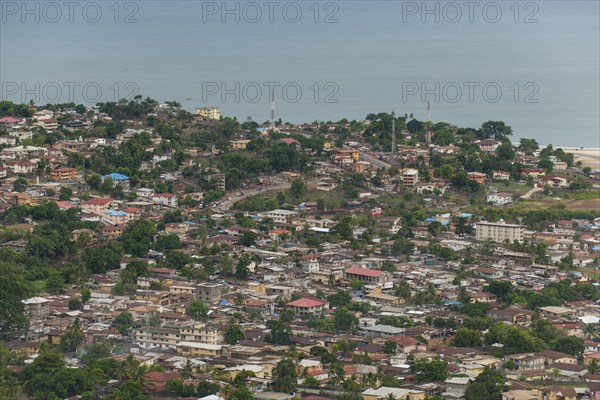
0, 262, 33, 339
272, 358, 297, 393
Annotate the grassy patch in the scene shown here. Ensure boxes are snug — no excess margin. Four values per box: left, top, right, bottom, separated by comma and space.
488, 181, 532, 196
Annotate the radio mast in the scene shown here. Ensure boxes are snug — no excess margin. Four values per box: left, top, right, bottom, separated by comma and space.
391, 110, 396, 153
270, 88, 275, 129
425, 101, 433, 144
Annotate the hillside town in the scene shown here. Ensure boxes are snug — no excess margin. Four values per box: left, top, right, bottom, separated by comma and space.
0, 98, 599, 400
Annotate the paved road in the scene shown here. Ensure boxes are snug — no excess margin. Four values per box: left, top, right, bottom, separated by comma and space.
218, 183, 291, 211
360, 153, 391, 169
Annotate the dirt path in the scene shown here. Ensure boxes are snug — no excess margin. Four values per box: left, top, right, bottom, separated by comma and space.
521, 186, 542, 199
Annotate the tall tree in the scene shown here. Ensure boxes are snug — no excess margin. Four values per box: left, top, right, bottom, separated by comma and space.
465, 369, 506, 400
410, 357, 448, 383
224, 319, 246, 344
0, 262, 33, 339
272, 358, 297, 393
186, 301, 210, 322
479, 121, 512, 140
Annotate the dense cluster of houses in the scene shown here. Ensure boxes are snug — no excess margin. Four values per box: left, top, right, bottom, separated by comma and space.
1, 105, 600, 400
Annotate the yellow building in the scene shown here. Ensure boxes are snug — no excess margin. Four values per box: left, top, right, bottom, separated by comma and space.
179, 323, 222, 344
177, 341, 223, 357
230, 139, 251, 150
135, 290, 170, 306
335, 149, 360, 162
362, 387, 425, 400
536, 387, 576, 400
196, 107, 221, 120
364, 292, 405, 305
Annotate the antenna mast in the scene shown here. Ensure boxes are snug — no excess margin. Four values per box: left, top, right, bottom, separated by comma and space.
270, 88, 275, 129
426, 101, 432, 144
391, 110, 396, 153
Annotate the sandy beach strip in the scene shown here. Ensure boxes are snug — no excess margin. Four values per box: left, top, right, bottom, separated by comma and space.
561, 147, 600, 170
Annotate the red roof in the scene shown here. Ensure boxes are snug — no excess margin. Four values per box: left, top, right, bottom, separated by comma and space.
55, 201, 75, 210
345, 266, 384, 277
287, 298, 326, 308
280, 138, 300, 145
269, 229, 291, 234
82, 197, 113, 205
146, 371, 180, 382
389, 335, 420, 347
0, 117, 21, 123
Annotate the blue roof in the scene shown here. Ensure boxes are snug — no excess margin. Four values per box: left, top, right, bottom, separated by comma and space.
105, 210, 127, 216
442, 299, 462, 306
425, 217, 436, 222
219, 300, 230, 306
460, 213, 473, 217
101, 173, 129, 181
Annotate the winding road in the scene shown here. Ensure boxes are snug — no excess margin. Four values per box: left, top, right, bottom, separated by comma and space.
217, 183, 292, 211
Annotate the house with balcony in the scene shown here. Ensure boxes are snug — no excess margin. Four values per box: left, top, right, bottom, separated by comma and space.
487, 192, 513, 206
488, 308, 534, 326
473, 267, 504, 280
467, 172, 488, 184
286, 298, 327, 316
50, 167, 78, 181
345, 266, 393, 288
152, 193, 178, 207
81, 197, 117, 215
100, 173, 130, 189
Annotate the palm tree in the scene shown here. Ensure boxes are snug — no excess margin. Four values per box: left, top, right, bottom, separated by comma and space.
584, 324, 597, 340
233, 292, 245, 306
181, 359, 194, 380
375, 366, 386, 384
4, 374, 20, 399
385, 394, 397, 400
588, 360, 599, 375
287, 345, 300, 361
117, 355, 139, 380
362, 372, 378, 389
328, 364, 345, 387
211, 367, 228, 381
133, 364, 149, 388
343, 375, 359, 391
219, 384, 235, 400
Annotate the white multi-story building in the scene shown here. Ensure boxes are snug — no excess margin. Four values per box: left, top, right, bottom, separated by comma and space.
263, 209, 298, 224
487, 192, 513, 206
152, 193, 178, 207
476, 220, 523, 243
134, 322, 222, 349
400, 169, 419, 186
136, 188, 155, 199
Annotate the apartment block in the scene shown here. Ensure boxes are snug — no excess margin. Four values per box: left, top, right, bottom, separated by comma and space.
475, 220, 523, 243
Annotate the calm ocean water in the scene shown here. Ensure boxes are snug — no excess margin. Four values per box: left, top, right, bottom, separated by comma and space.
1, 1, 599, 146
